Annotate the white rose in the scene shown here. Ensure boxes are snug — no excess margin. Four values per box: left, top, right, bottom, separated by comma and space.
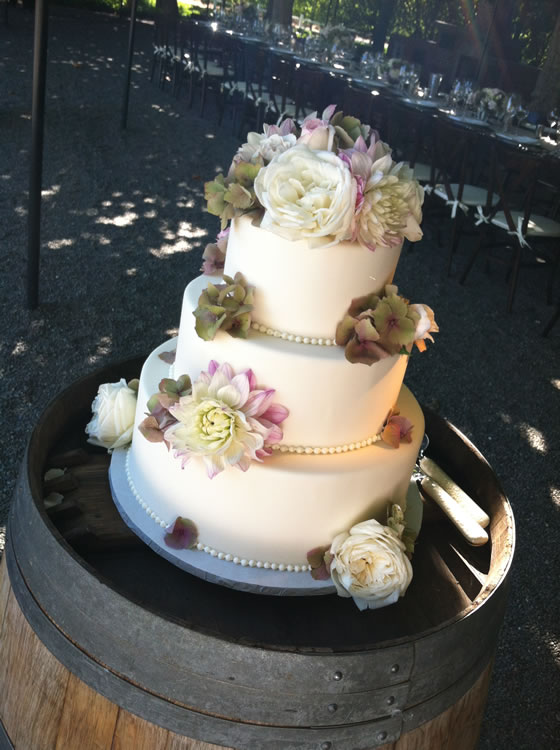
235, 131, 297, 165
85, 379, 137, 451
254, 145, 356, 248
329, 519, 412, 611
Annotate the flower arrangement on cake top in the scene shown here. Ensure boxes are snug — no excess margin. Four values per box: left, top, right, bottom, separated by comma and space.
204, 105, 423, 252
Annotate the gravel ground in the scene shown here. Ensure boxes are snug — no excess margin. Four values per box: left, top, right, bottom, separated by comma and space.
1, 7, 559, 749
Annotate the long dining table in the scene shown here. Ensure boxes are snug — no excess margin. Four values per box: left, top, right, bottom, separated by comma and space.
190, 17, 559, 165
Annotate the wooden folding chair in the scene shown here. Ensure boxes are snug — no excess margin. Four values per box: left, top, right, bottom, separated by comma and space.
460, 141, 560, 312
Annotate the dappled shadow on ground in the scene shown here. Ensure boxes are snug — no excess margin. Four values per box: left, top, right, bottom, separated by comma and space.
0, 6, 238, 518
0, 7, 559, 750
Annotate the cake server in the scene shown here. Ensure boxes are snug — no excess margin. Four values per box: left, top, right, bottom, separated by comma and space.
414, 436, 489, 547
419, 456, 490, 528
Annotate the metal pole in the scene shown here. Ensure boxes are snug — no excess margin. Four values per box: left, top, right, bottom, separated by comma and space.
121, 0, 139, 130
27, 0, 49, 310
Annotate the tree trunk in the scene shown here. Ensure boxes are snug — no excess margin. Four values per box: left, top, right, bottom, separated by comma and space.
155, 0, 178, 19
530, 9, 560, 114
268, 0, 294, 27
372, 3, 397, 54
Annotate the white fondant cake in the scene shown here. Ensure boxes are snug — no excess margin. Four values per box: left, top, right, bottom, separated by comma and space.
95, 112, 436, 605
126, 214, 425, 569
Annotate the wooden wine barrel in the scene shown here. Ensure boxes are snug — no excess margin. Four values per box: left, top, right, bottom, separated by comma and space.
0, 357, 515, 750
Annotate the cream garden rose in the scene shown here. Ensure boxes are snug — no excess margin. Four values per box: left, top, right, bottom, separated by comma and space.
254, 145, 356, 247
329, 519, 413, 610
85, 379, 137, 451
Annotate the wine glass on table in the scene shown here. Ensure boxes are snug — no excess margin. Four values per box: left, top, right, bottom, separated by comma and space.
548, 109, 560, 143
502, 94, 519, 133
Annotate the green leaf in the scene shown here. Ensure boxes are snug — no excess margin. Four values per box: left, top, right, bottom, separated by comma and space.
147, 393, 163, 412
194, 309, 227, 341
175, 374, 192, 395
233, 160, 262, 187
205, 281, 220, 301
225, 182, 254, 210
159, 378, 179, 394
139, 415, 164, 443
335, 315, 357, 346
194, 277, 254, 342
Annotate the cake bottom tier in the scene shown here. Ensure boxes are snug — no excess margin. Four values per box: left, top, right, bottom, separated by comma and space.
127, 341, 425, 570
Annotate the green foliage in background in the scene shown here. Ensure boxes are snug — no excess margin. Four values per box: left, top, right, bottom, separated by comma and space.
43, 0, 557, 66
291, 0, 554, 66
512, 0, 556, 67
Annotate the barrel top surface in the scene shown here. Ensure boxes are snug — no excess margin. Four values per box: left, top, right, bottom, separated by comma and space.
14, 356, 515, 653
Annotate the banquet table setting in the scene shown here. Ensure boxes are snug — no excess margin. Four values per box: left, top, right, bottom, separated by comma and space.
172, 15, 560, 164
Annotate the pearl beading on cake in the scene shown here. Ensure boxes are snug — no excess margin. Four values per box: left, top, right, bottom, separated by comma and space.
124, 450, 311, 573
125, 454, 168, 529
251, 321, 335, 347
193, 543, 310, 572
273, 433, 381, 455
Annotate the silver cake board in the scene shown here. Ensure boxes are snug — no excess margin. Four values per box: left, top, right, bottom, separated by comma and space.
109, 449, 423, 597
109, 448, 336, 596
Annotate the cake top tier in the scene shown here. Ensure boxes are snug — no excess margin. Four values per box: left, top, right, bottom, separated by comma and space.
203, 107, 426, 339
224, 214, 403, 340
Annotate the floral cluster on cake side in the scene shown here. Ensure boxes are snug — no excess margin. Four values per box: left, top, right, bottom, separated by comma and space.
307, 504, 415, 611
85, 378, 139, 452
336, 284, 438, 365
138, 361, 288, 479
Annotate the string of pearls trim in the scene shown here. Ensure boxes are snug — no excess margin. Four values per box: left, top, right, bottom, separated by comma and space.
251, 321, 335, 347
192, 543, 310, 572
272, 433, 381, 455
126, 451, 168, 529
124, 450, 311, 572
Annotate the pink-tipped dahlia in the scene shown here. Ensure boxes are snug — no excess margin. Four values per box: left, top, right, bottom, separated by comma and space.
165, 361, 288, 479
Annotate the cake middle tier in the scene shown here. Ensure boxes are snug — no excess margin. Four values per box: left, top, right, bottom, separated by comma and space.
174, 275, 410, 448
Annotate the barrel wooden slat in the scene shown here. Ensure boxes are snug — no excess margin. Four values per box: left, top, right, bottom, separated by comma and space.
383, 661, 492, 750
0, 568, 69, 750
0, 358, 515, 750
0, 550, 10, 635
113, 711, 171, 750
55, 674, 118, 750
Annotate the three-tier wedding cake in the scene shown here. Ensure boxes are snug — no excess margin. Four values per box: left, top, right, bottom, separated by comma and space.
88, 107, 438, 610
